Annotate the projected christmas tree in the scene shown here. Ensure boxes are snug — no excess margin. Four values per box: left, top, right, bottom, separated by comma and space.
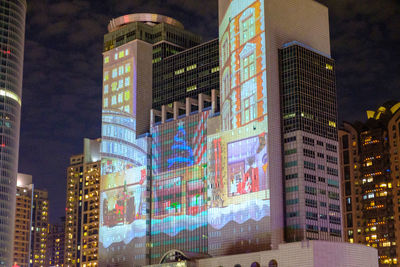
167, 123, 194, 169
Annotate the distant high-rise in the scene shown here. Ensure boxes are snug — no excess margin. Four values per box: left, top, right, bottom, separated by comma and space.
13, 173, 34, 267
339, 102, 400, 266
64, 138, 100, 267
30, 189, 49, 267
0, 0, 27, 265
48, 217, 65, 267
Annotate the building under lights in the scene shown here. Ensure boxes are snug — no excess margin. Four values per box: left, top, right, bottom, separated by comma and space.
339, 102, 400, 266
30, 188, 50, 267
13, 173, 34, 267
48, 217, 65, 267
0, 0, 27, 265
64, 138, 101, 267
98, 1, 379, 267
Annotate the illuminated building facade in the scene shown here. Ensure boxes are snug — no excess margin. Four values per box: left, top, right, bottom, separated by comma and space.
339, 102, 400, 266
64, 138, 100, 267
48, 217, 65, 267
339, 122, 363, 245
13, 174, 34, 267
99, 1, 345, 266
0, 0, 26, 265
30, 189, 49, 267
280, 43, 342, 241
99, 13, 206, 267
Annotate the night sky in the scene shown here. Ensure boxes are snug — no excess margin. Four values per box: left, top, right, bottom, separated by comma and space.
19, 0, 400, 223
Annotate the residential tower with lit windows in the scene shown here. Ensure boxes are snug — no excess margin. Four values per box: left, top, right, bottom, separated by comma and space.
64, 138, 100, 267
339, 102, 400, 266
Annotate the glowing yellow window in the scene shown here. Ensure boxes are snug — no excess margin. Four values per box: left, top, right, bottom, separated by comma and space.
104, 56, 109, 64
103, 72, 109, 81
119, 51, 124, 58
125, 64, 131, 73
326, 64, 333, 70
124, 91, 130, 101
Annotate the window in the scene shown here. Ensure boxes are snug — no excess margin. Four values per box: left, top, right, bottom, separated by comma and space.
103, 98, 108, 108
240, 8, 255, 44
268, 260, 278, 267
104, 71, 109, 81
303, 136, 314, 146
285, 161, 298, 168
241, 52, 255, 81
124, 91, 130, 101
104, 56, 109, 64
118, 66, 124, 76
112, 68, 117, 78
251, 262, 260, 267
305, 186, 317, 195
125, 77, 130, 86
125, 63, 131, 73
304, 161, 315, 170
104, 85, 109, 94
111, 96, 116, 105
284, 136, 296, 143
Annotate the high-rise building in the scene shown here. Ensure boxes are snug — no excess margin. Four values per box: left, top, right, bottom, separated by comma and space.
64, 138, 100, 267
30, 189, 50, 267
279, 43, 342, 241
98, 1, 351, 266
48, 217, 65, 267
0, 0, 27, 265
99, 14, 208, 267
152, 38, 219, 110
13, 173, 34, 267
339, 102, 400, 266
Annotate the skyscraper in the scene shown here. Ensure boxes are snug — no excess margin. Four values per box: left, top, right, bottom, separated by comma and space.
30, 188, 49, 267
280, 43, 342, 241
48, 217, 65, 267
0, 1, 27, 265
99, 1, 345, 266
13, 173, 34, 267
99, 14, 205, 267
64, 138, 100, 267
339, 102, 400, 266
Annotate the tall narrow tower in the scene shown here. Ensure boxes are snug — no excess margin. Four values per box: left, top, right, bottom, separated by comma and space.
0, 0, 27, 265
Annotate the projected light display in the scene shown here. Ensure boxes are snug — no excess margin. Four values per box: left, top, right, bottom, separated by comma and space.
99, 44, 150, 266
206, 0, 270, 256
150, 111, 209, 262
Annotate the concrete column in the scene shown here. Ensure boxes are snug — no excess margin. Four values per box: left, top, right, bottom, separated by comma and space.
186, 98, 191, 116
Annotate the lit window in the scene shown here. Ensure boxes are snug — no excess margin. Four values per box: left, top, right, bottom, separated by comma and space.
112, 68, 117, 78
103, 71, 109, 81
118, 66, 124, 76
114, 53, 118, 60
118, 79, 123, 89
124, 105, 129, 113
118, 93, 123, 103
125, 77, 130, 86
103, 98, 108, 108
111, 96, 116, 105
124, 91, 130, 101
119, 51, 124, 58
111, 82, 117, 91
104, 56, 109, 64
125, 49, 129, 56
125, 63, 131, 73
326, 64, 333, 70
104, 84, 109, 94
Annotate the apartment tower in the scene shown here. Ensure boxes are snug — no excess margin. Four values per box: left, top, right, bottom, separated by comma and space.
0, 0, 26, 265
13, 173, 34, 267
339, 102, 400, 266
64, 138, 101, 267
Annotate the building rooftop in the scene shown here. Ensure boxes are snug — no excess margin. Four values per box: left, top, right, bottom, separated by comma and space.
108, 13, 184, 32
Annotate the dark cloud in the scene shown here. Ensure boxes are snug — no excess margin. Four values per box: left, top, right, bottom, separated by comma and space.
20, 0, 400, 223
